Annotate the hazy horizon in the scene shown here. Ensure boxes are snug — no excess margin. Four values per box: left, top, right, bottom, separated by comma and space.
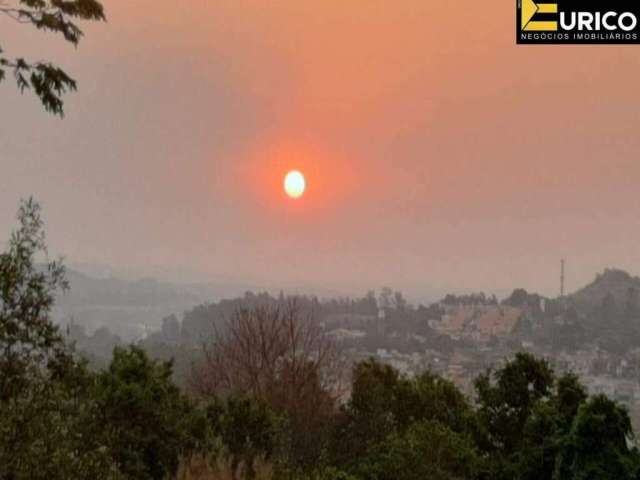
3, 1, 640, 299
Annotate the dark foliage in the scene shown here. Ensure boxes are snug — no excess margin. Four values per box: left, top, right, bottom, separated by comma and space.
95, 346, 209, 480
0, 0, 105, 115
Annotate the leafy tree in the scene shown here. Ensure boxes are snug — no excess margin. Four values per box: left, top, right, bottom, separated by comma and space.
554, 395, 640, 480
333, 359, 476, 474
515, 372, 590, 480
516, 401, 561, 480
474, 353, 555, 480
207, 395, 282, 480
473, 355, 595, 480
554, 372, 588, 430
511, 372, 589, 480
357, 420, 480, 480
0, 361, 122, 480
0, 198, 120, 479
394, 369, 475, 434
95, 346, 208, 480
332, 359, 403, 466
0, 197, 69, 399
0, 0, 105, 115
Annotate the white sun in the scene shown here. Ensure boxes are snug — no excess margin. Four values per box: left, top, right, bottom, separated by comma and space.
284, 170, 306, 199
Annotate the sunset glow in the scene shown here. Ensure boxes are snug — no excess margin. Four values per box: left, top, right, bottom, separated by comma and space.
4, 0, 640, 296
284, 170, 306, 199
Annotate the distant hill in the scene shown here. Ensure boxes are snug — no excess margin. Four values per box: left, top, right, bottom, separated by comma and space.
568, 268, 640, 311
52, 267, 370, 341
53, 269, 216, 341
54, 265, 640, 347
58, 269, 204, 309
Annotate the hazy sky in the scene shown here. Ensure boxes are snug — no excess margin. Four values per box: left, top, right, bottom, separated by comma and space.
2, 1, 640, 300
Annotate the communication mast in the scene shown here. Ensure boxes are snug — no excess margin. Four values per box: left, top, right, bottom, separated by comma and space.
560, 259, 565, 298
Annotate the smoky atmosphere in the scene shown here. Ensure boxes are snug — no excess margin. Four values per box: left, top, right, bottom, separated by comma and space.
3, 1, 640, 480
3, 1, 640, 300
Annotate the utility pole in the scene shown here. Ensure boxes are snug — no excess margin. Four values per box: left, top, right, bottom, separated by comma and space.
560, 259, 565, 298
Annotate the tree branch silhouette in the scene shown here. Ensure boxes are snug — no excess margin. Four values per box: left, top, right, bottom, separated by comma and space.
0, 0, 105, 116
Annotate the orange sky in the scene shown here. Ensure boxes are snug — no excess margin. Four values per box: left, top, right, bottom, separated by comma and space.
2, 1, 640, 299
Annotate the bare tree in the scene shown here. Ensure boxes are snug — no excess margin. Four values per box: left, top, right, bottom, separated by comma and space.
193, 299, 343, 400
190, 299, 346, 466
